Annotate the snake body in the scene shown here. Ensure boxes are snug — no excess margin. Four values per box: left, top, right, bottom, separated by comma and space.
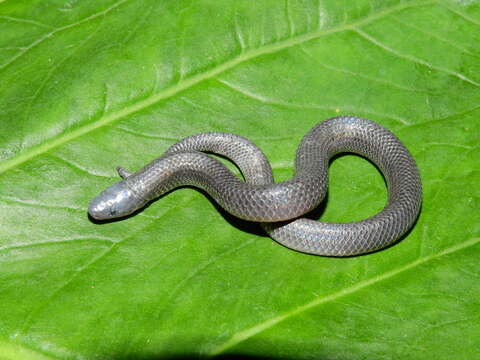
88, 116, 422, 256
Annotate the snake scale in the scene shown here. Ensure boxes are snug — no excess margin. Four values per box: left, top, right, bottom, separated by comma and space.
88, 116, 422, 256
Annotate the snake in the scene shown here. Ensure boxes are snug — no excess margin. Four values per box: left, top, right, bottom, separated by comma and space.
88, 116, 422, 256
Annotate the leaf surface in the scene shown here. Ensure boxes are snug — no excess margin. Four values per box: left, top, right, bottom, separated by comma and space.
0, 0, 479, 358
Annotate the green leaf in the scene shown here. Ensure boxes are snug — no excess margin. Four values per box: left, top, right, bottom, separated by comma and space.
1, 0, 479, 358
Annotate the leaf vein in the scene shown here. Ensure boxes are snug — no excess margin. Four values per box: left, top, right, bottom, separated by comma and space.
391, 16, 480, 59
0, 0, 434, 174
18, 194, 195, 334
0, 196, 83, 212
49, 154, 113, 178
399, 104, 480, 132
299, 45, 432, 94
0, 0, 131, 71
440, 4, 480, 26
0, 15, 54, 29
209, 237, 480, 355
218, 78, 411, 125
353, 28, 480, 88
115, 125, 180, 142
0, 238, 113, 254
153, 238, 258, 318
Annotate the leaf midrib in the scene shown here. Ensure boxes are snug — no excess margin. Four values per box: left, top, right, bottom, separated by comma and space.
0, 0, 435, 174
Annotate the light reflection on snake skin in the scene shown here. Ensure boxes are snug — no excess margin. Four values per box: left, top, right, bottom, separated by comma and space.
89, 116, 422, 256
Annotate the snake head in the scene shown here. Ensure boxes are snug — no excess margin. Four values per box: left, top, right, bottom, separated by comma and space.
88, 179, 146, 220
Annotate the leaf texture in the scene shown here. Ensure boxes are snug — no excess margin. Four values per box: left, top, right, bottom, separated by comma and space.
0, 0, 479, 359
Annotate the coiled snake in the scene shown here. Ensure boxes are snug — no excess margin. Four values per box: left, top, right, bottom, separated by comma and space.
88, 116, 422, 256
